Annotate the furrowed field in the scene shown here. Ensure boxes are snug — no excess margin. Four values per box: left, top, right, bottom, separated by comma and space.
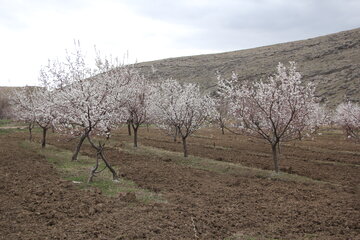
1, 124, 359, 240
3, 31, 360, 240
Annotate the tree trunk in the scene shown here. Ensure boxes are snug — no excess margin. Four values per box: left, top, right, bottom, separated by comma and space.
86, 136, 119, 182
41, 127, 47, 148
133, 126, 138, 147
72, 132, 87, 161
219, 117, 225, 135
271, 143, 279, 173
88, 153, 99, 183
298, 130, 302, 140
173, 127, 178, 142
28, 122, 33, 142
182, 136, 188, 157
99, 151, 118, 180
277, 142, 281, 155
127, 121, 132, 136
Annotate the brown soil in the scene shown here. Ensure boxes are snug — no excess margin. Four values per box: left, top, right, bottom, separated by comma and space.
1, 128, 359, 239
129, 128, 360, 187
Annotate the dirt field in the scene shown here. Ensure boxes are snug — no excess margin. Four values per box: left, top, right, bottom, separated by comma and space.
0, 126, 359, 239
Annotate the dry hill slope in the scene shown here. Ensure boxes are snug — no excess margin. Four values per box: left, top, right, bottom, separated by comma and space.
136, 28, 360, 106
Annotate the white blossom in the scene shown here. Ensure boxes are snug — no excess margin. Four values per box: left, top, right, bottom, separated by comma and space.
150, 79, 216, 157
335, 101, 360, 141
219, 62, 318, 172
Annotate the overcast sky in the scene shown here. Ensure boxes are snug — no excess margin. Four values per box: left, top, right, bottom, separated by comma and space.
0, 0, 359, 86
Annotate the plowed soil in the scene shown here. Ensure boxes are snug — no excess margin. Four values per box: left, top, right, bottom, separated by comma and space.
1, 127, 359, 240
136, 128, 360, 187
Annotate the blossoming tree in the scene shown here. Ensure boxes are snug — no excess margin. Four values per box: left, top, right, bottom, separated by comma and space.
122, 71, 153, 147
218, 62, 318, 172
13, 83, 57, 148
151, 79, 216, 157
12, 86, 37, 141
33, 88, 58, 148
335, 101, 360, 142
43, 43, 131, 182
213, 91, 232, 135
43, 43, 129, 162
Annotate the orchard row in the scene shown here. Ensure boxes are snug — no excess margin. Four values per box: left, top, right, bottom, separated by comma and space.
12, 43, 360, 181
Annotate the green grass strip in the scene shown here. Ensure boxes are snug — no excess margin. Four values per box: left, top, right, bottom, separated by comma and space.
20, 141, 167, 204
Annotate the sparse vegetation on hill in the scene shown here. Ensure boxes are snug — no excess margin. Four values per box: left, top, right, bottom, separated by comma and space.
135, 28, 360, 107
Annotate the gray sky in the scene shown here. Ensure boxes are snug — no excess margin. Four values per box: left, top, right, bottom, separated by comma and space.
0, 0, 359, 86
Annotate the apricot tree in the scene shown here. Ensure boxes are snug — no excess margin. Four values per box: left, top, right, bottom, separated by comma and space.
335, 101, 360, 142
219, 62, 318, 172
151, 79, 215, 157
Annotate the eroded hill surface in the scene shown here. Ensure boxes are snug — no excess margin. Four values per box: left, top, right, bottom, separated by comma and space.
136, 28, 360, 106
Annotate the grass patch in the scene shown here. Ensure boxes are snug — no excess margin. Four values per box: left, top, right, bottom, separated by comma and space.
0, 119, 11, 126
20, 141, 167, 203
0, 119, 28, 128
192, 134, 215, 139
225, 233, 282, 240
0, 127, 26, 135
302, 233, 320, 239
0, 128, 14, 135
204, 144, 231, 150
116, 142, 333, 186
312, 159, 360, 168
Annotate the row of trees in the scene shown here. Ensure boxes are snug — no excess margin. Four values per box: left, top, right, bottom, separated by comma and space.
12, 44, 359, 181
12, 43, 217, 182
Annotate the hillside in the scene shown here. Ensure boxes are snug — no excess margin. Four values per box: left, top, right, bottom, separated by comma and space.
0, 86, 23, 97
136, 28, 360, 106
